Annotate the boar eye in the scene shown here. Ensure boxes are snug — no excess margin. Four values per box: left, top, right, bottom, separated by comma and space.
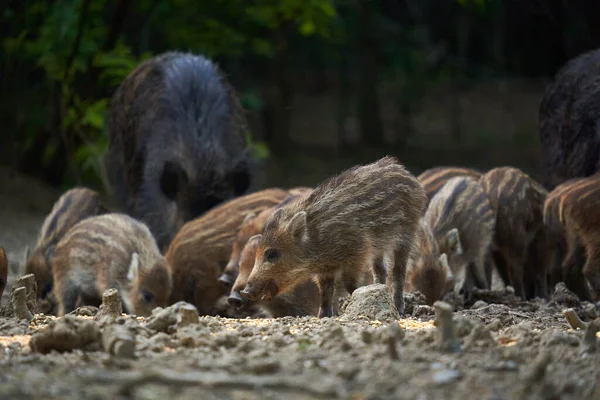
141, 290, 154, 303
264, 248, 280, 263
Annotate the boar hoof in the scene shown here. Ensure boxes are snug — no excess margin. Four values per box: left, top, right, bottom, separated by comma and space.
218, 274, 234, 288
228, 291, 246, 308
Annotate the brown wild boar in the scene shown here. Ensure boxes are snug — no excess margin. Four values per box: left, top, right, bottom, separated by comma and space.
0, 248, 7, 302
405, 220, 453, 305
51, 213, 172, 317
240, 156, 428, 317
415, 176, 495, 302
543, 176, 591, 298
228, 235, 320, 317
166, 188, 291, 315
551, 174, 600, 299
480, 167, 548, 299
418, 166, 483, 204
24, 187, 107, 301
218, 189, 313, 289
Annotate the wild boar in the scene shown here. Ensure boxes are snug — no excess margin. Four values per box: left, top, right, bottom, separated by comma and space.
107, 51, 255, 252
239, 156, 428, 317
24, 187, 107, 300
480, 167, 548, 299
418, 166, 483, 205
0, 248, 7, 302
538, 48, 600, 190
550, 174, 600, 300
165, 188, 290, 315
228, 234, 320, 317
416, 176, 495, 302
51, 213, 172, 317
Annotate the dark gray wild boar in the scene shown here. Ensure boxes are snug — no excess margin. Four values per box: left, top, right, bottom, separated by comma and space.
24, 187, 107, 301
480, 167, 548, 299
165, 188, 290, 315
240, 156, 427, 317
51, 213, 172, 317
538, 48, 600, 190
416, 176, 495, 302
0, 248, 7, 302
107, 51, 255, 252
228, 234, 320, 317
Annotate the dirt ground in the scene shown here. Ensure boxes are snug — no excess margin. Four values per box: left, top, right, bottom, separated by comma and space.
0, 168, 599, 400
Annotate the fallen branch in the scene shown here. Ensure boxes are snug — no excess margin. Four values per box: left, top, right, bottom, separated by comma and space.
563, 308, 587, 330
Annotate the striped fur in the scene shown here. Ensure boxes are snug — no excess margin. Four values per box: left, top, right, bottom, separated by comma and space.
51, 213, 171, 317
551, 174, 600, 299
165, 188, 290, 315
229, 235, 319, 317
418, 166, 483, 205
220, 189, 314, 288
421, 176, 495, 301
480, 167, 548, 299
25, 187, 107, 300
0, 248, 7, 302
241, 156, 428, 317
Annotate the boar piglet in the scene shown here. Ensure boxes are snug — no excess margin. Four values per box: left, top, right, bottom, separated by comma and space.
219, 188, 313, 289
552, 174, 600, 300
480, 167, 548, 299
25, 187, 107, 301
418, 166, 483, 206
107, 51, 256, 252
228, 234, 320, 317
416, 176, 495, 301
166, 188, 291, 315
240, 156, 427, 317
0, 248, 7, 301
51, 213, 172, 317
405, 220, 453, 305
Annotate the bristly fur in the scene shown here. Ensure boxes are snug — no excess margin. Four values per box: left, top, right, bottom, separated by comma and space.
242, 156, 428, 317
107, 51, 255, 252
418, 166, 483, 205
0, 248, 7, 301
24, 187, 107, 301
51, 213, 171, 317
420, 176, 495, 301
480, 167, 548, 299
165, 188, 290, 315
538, 48, 600, 190
550, 173, 600, 300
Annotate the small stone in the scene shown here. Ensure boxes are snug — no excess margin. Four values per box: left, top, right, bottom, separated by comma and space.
11, 287, 33, 321
95, 289, 122, 322
339, 284, 400, 323
432, 368, 461, 385
102, 323, 136, 359
247, 359, 280, 375
434, 301, 461, 353
471, 300, 488, 309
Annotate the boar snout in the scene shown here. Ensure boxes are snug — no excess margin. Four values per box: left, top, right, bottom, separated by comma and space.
218, 272, 235, 288
228, 290, 247, 308
240, 280, 278, 302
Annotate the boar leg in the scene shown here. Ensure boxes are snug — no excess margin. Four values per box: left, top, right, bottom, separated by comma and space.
582, 244, 600, 300
390, 244, 411, 316
372, 256, 387, 284
316, 275, 335, 318
55, 280, 79, 316
483, 253, 494, 289
491, 250, 510, 288
563, 241, 592, 300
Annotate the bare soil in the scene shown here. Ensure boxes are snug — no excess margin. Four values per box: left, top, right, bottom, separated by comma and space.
1, 168, 599, 400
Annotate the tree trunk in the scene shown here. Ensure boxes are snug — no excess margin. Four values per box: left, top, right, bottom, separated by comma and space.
356, 0, 383, 148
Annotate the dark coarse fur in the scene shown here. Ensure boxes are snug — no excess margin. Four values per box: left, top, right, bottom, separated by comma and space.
240, 156, 428, 318
480, 167, 548, 300
418, 166, 483, 205
422, 176, 495, 301
107, 51, 254, 252
24, 187, 107, 300
51, 213, 172, 317
219, 188, 313, 288
229, 235, 319, 317
405, 220, 452, 306
543, 176, 590, 298
0, 248, 7, 301
553, 174, 600, 300
539, 48, 600, 190
165, 188, 290, 315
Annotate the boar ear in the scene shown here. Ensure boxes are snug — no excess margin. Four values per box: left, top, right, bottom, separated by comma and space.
242, 212, 257, 226
247, 234, 262, 246
288, 211, 308, 242
439, 253, 453, 282
446, 228, 463, 256
127, 253, 140, 282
